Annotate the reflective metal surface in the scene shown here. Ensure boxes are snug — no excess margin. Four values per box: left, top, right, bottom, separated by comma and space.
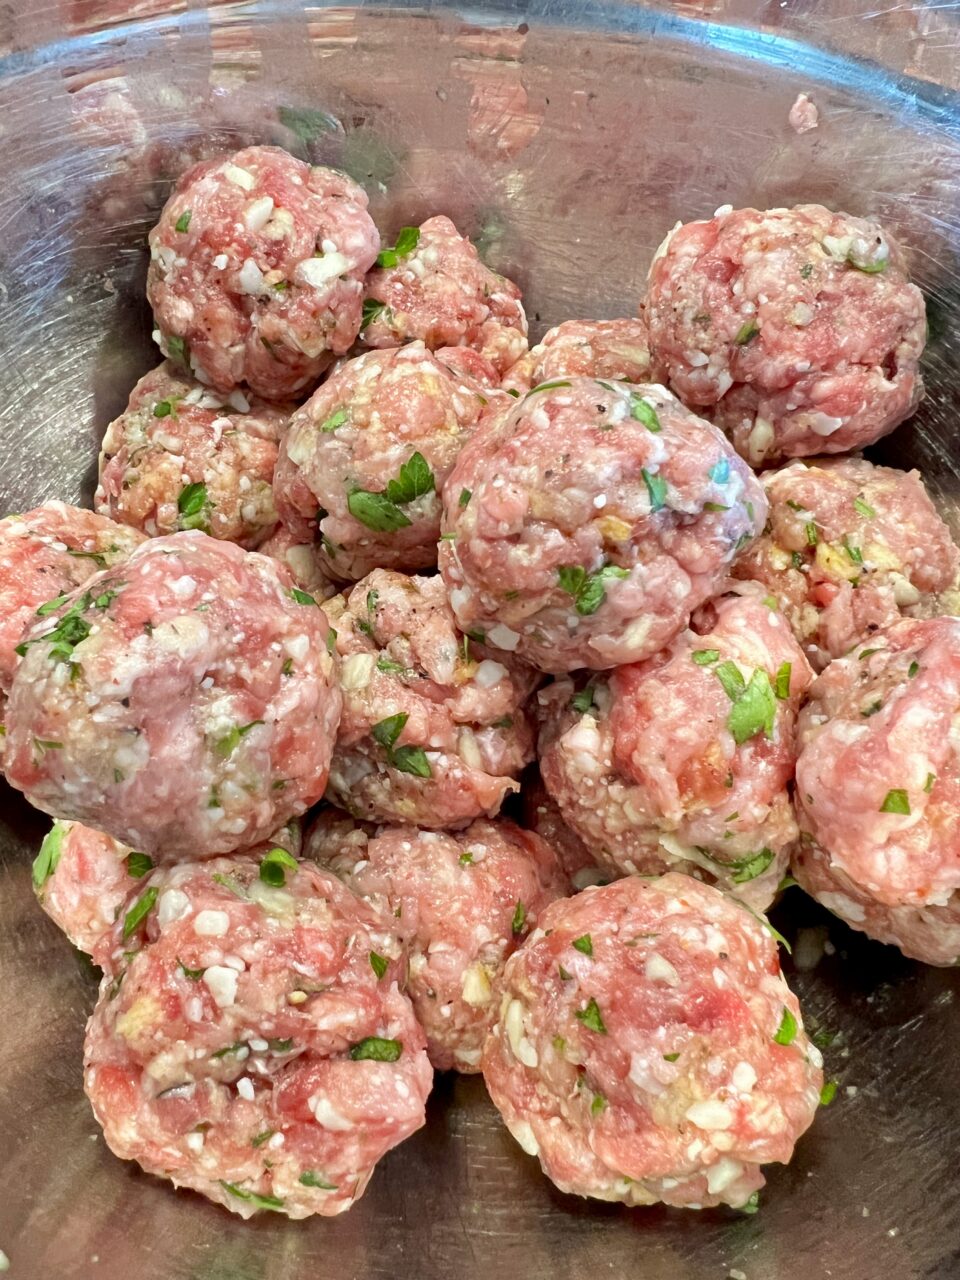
1, 3, 959, 1277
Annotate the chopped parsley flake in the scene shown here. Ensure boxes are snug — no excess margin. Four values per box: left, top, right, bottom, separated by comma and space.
385, 451, 435, 506
289, 587, 318, 606
805, 522, 818, 546
880, 789, 910, 815
32, 823, 66, 889
774, 661, 792, 700
692, 649, 720, 666
174, 210, 192, 233
122, 887, 159, 939
575, 997, 607, 1035
348, 488, 412, 532
734, 318, 759, 345
663, 1052, 681, 1062
125, 852, 154, 879
631, 397, 661, 432
924, 772, 936, 793
349, 1036, 402, 1062
571, 683, 598, 714
369, 951, 389, 979
854, 495, 877, 519
819, 1080, 838, 1106
908, 660, 919, 678
571, 934, 593, 956
299, 1170, 338, 1189
526, 379, 572, 395
259, 846, 298, 887
360, 298, 387, 331
459, 488, 472, 508
320, 407, 349, 433
556, 563, 630, 616
214, 720, 263, 758
774, 1007, 798, 1046
219, 1181, 285, 1211
642, 468, 668, 512
376, 225, 420, 268
511, 901, 527, 935
178, 959, 205, 980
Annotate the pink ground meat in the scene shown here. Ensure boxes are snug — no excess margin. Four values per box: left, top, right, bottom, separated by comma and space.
96, 361, 292, 548
306, 816, 566, 1071
643, 204, 925, 465
273, 342, 500, 582
259, 524, 338, 600
501, 318, 652, 394
84, 856, 432, 1218
481, 874, 822, 1209
323, 568, 537, 826
439, 377, 766, 672
0, 502, 145, 696
147, 145, 380, 400
4, 533, 341, 857
793, 616, 960, 964
538, 595, 811, 908
32, 817, 302, 963
732, 456, 959, 670
521, 773, 606, 890
360, 215, 527, 375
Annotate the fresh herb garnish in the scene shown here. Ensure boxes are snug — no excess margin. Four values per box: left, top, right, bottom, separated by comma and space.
774, 1007, 798, 1046
376, 225, 420, 268
259, 846, 299, 887
575, 997, 607, 1035
880, 789, 910, 815
571, 935, 593, 956
125, 852, 154, 879
123, 887, 159, 939
349, 1036, 402, 1061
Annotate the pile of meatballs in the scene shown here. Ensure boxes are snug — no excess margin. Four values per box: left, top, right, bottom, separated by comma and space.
2, 144, 956, 1221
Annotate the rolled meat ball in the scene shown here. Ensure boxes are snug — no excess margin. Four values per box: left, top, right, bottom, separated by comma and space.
306, 817, 567, 1071
521, 773, 606, 891
360, 214, 527, 375
31, 817, 302, 963
324, 568, 537, 826
273, 342, 500, 582
732, 456, 959, 670
501, 318, 652, 395
538, 595, 813, 909
96, 362, 291, 548
147, 145, 380, 400
644, 204, 925, 466
481, 874, 823, 1209
439, 377, 767, 672
4, 533, 341, 858
259, 524, 337, 600
84, 855, 432, 1218
0, 502, 144, 697
793, 616, 960, 964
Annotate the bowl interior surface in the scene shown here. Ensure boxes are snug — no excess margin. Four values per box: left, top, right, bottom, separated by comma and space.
0, 4, 958, 1278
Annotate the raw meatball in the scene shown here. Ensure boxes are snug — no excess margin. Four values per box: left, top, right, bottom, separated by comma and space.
793, 617, 960, 964
361, 215, 527, 374
96, 362, 291, 548
644, 204, 925, 465
0, 502, 144, 695
324, 568, 537, 826
502, 318, 652, 394
521, 774, 605, 890
482, 874, 823, 1209
538, 595, 813, 909
273, 343, 499, 582
732, 456, 960, 669
84, 855, 432, 1218
32, 818, 302, 962
4, 533, 341, 858
439, 377, 766, 672
259, 524, 338, 600
306, 817, 567, 1071
147, 145, 380, 399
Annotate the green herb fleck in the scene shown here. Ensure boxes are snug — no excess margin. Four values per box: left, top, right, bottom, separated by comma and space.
178, 959, 205, 980
908, 660, 919, 678
631, 397, 660, 432
349, 1036, 402, 1062
663, 1052, 681, 1062
805, 522, 818, 546
774, 1007, 798, 1046
251, 1130, 275, 1148
32, 822, 66, 890
572, 934, 593, 956
854, 495, 876, 519
819, 1080, 838, 1106
125, 852, 154, 879
734, 318, 759, 345
369, 951, 389, 979
360, 298, 387, 331
511, 901, 527, 935
459, 487, 472, 508
385, 452, 435, 506
259, 846, 298, 887
320, 407, 349, 433
774, 661, 792, 700
289, 587, 318, 606
924, 772, 936, 793
880, 789, 910, 815
348, 488, 412, 533
299, 1170, 337, 1189
642, 468, 668, 513
376, 225, 421, 268
372, 712, 408, 751
219, 1181, 285, 1212
123, 887, 159, 939
692, 649, 720, 666
175, 210, 192, 233
575, 997, 607, 1035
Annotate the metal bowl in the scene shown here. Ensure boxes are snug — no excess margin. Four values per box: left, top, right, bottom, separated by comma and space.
1, 3, 958, 1277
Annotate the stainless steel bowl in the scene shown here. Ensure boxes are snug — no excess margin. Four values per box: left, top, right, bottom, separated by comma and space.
1, 3, 959, 1277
